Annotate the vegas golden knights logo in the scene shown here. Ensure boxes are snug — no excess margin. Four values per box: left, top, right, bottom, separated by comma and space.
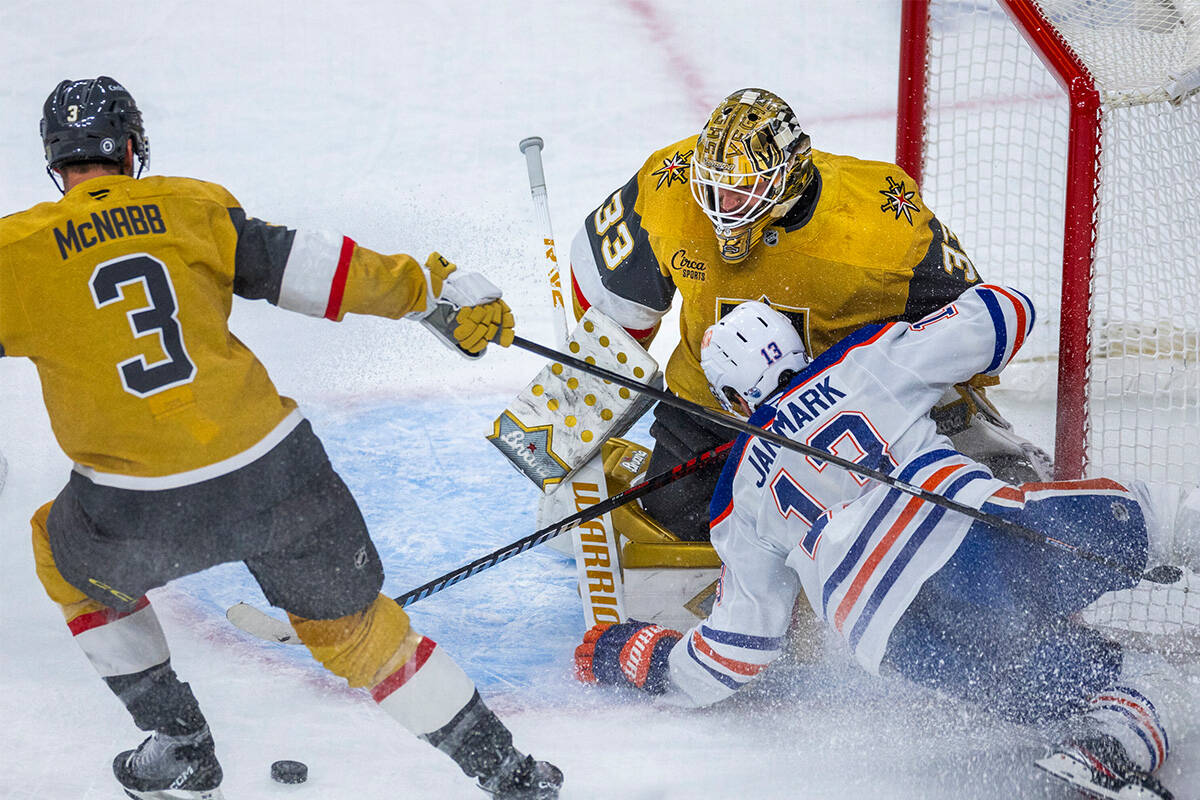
651, 150, 691, 189
716, 297, 810, 352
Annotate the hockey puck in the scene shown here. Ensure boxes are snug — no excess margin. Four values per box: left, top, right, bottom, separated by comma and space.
271, 759, 308, 784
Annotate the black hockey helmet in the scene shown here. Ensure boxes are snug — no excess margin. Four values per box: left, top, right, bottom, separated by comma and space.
40, 76, 148, 189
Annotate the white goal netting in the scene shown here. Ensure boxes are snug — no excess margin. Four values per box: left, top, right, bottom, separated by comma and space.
904, 0, 1200, 652
913, 0, 1200, 489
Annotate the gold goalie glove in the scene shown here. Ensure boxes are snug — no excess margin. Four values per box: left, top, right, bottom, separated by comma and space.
414, 252, 515, 358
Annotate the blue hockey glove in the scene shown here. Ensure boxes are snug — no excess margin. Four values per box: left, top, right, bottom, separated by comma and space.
574, 620, 682, 695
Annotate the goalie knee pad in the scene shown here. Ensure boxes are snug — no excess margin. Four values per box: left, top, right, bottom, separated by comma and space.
933, 384, 1054, 483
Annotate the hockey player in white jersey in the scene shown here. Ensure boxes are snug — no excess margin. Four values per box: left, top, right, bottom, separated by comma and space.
574, 287, 1199, 800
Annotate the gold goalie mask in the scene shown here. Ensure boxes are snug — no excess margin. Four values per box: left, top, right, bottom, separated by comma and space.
690, 88, 814, 264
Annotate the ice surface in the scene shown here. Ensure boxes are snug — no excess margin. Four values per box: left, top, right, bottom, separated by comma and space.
1, 1, 1195, 798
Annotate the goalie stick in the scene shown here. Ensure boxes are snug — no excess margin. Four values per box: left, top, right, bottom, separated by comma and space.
518, 135, 628, 627
508, 335, 1177, 587
226, 440, 734, 644
518, 136, 569, 346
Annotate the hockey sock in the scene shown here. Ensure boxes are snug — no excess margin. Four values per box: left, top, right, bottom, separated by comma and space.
419, 690, 521, 781
1081, 652, 1188, 773
371, 634, 478, 736
292, 593, 509, 777
291, 593, 415, 688
32, 506, 201, 737
1084, 685, 1169, 772
104, 660, 208, 735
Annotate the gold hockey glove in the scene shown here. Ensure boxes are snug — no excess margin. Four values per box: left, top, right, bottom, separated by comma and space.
418, 252, 515, 359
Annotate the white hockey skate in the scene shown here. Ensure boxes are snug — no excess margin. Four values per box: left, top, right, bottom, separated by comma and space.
113, 725, 225, 800
1035, 733, 1173, 800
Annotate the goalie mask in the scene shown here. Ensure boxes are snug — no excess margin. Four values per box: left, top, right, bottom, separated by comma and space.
700, 300, 809, 416
40, 76, 148, 192
690, 88, 814, 264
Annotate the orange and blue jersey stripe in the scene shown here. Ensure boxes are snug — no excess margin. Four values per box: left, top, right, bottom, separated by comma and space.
985, 477, 1130, 509
819, 450, 990, 652
972, 284, 1035, 374
685, 625, 785, 691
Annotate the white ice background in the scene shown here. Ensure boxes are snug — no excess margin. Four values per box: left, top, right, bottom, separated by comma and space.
0, 1, 1195, 798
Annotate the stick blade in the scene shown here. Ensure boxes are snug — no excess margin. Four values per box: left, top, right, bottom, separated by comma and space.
226, 602, 300, 644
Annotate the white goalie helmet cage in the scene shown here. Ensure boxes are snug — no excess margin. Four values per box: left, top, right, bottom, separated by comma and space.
701, 300, 809, 415
690, 88, 814, 263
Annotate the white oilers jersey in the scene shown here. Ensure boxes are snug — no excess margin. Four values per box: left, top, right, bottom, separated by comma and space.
662, 284, 1035, 707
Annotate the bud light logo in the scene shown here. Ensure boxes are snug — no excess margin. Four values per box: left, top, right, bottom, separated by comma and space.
488, 411, 568, 489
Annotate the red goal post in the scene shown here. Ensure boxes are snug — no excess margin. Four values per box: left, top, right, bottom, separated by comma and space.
896, 0, 1200, 489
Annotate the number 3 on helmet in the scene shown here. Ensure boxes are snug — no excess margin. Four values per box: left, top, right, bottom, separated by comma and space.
40, 76, 149, 192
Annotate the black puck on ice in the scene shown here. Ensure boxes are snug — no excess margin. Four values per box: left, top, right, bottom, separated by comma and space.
271, 759, 308, 784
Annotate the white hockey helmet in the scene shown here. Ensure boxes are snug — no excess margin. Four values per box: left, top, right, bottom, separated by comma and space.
700, 300, 809, 415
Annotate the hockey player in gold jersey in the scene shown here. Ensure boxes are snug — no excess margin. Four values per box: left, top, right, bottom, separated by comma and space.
2, 76, 560, 799
570, 87, 1049, 541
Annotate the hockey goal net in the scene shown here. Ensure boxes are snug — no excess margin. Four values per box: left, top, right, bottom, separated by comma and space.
897, 0, 1200, 653
897, 0, 1200, 488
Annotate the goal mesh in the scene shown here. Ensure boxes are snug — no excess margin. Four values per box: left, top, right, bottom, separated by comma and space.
899, 0, 1200, 652
904, 0, 1200, 490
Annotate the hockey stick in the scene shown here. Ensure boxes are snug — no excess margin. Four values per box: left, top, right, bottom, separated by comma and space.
226, 440, 734, 644
518, 136, 570, 346
518, 134, 630, 625
508, 335, 1174, 585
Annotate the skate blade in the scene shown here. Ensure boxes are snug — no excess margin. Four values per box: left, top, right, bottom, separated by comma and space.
1035, 752, 1163, 800
123, 787, 225, 800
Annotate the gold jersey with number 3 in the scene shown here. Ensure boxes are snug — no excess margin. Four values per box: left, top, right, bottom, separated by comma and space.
0, 174, 432, 480
569, 137, 982, 408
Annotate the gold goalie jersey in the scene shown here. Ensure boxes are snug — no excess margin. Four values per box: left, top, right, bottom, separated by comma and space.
0, 174, 433, 482
569, 137, 982, 408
